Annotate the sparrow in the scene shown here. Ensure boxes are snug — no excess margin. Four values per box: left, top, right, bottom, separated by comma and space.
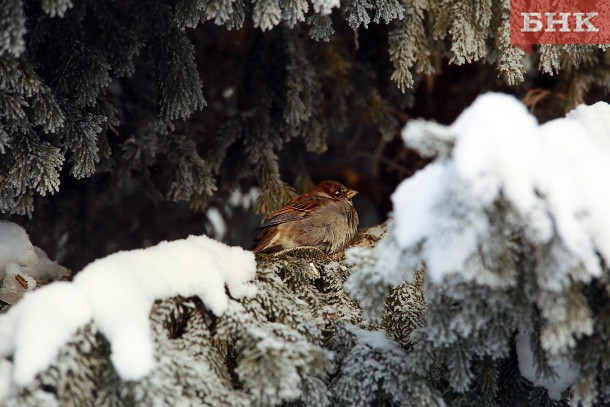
253, 180, 359, 254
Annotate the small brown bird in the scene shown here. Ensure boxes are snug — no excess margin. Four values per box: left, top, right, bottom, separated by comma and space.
253, 180, 359, 254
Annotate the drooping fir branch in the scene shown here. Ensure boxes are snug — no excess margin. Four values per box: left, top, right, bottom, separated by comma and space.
0, 0, 211, 215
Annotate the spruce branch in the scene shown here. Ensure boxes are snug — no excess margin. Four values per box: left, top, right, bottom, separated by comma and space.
253, 0, 282, 31
0, 0, 25, 57
308, 14, 334, 42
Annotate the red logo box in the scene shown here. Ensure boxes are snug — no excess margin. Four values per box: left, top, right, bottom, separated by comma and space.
510, 0, 610, 52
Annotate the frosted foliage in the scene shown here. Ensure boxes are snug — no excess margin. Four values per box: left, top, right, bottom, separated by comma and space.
344, 0, 373, 29
0, 0, 25, 57
346, 93, 610, 401
311, 0, 339, 15
0, 128, 8, 153
253, 0, 282, 30
332, 325, 415, 406
388, 1, 433, 93
236, 323, 329, 405
394, 93, 610, 289
155, 29, 206, 121
64, 114, 103, 178
205, 0, 238, 25
345, 235, 419, 320
308, 14, 334, 41
445, 0, 492, 64
281, 0, 309, 27
41, 0, 74, 17
124, 301, 250, 407
0, 235, 256, 387
496, 0, 525, 85
539, 45, 561, 75
372, 0, 403, 24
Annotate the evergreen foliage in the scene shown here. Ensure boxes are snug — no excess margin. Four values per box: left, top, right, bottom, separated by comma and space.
6, 210, 605, 405
0, 1, 609, 405
2, 225, 432, 406
345, 98, 610, 406
0, 0, 607, 222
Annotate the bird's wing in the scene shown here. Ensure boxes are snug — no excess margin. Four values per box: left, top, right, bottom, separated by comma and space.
258, 195, 326, 228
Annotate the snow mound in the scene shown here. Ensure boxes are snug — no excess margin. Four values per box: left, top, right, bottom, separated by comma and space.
0, 222, 68, 305
395, 93, 610, 288
0, 235, 257, 388
0, 221, 38, 280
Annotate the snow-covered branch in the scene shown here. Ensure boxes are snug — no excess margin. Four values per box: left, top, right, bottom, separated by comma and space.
0, 235, 256, 391
348, 93, 610, 403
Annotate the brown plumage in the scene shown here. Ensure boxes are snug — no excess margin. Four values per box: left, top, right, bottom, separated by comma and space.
253, 180, 359, 254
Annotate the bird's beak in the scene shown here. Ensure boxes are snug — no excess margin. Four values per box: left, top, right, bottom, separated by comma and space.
346, 189, 358, 200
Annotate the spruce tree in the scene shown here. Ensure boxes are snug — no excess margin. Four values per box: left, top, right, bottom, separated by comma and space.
0, 0, 607, 222
1, 0, 609, 406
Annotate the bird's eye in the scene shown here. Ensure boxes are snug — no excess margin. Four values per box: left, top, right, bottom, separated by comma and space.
335, 190, 342, 197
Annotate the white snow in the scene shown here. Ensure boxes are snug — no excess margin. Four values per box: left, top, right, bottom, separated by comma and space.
383, 93, 609, 397
206, 207, 227, 240
0, 221, 38, 280
0, 234, 257, 390
206, 186, 261, 240
0, 272, 36, 305
0, 360, 12, 402
516, 329, 579, 400
311, 0, 340, 15
22, 247, 68, 281
0, 283, 92, 386
228, 186, 261, 210
347, 325, 396, 350
0, 222, 68, 304
394, 93, 610, 288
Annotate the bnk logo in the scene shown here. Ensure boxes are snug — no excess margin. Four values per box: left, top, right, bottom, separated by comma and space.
521, 12, 598, 32
510, 0, 610, 52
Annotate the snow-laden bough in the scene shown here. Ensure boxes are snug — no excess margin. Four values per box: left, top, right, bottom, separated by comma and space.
0, 235, 257, 390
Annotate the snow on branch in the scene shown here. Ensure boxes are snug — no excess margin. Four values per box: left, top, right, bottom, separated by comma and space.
352, 93, 610, 291
0, 235, 256, 388
0, 221, 68, 305
396, 93, 610, 288
346, 93, 610, 401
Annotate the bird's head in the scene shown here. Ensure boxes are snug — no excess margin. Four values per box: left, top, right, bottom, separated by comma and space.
313, 180, 358, 201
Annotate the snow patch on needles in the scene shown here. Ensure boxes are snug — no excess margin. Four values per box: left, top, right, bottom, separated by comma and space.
311, 0, 339, 15
516, 329, 578, 400
0, 222, 68, 305
0, 235, 256, 387
0, 283, 91, 386
395, 93, 610, 288
0, 222, 38, 279
346, 93, 610, 400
